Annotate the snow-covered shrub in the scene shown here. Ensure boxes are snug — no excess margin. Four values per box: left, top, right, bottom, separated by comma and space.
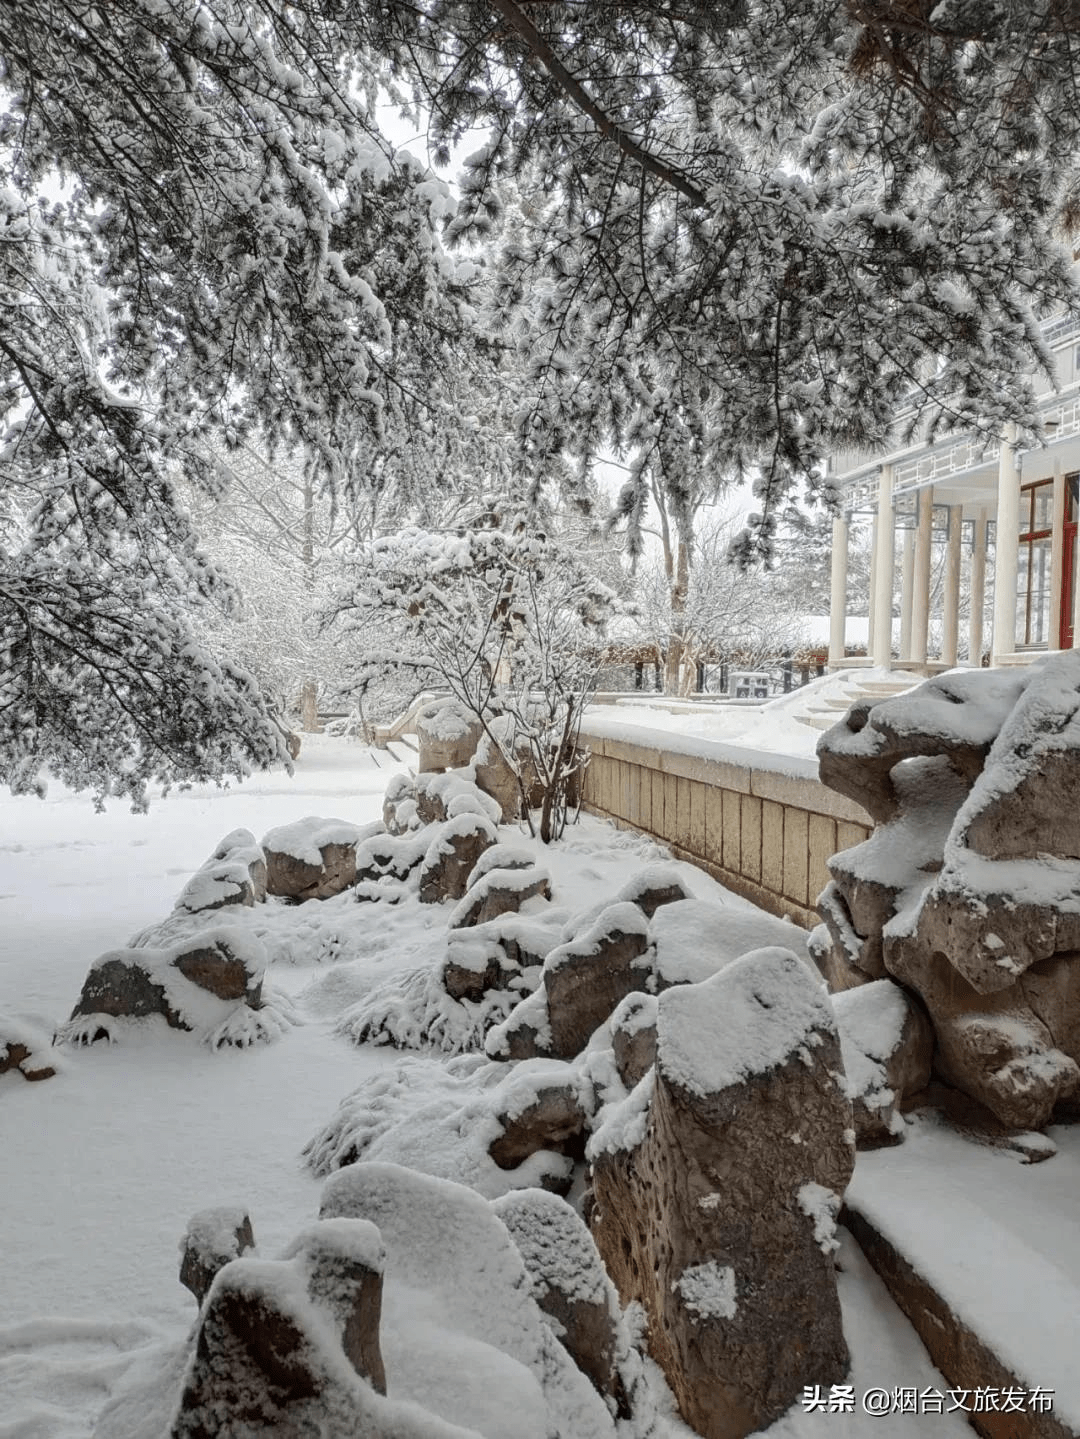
332, 511, 623, 841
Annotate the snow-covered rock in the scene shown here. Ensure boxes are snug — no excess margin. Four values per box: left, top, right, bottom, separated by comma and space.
832, 980, 933, 1147
415, 699, 484, 774
0, 1012, 57, 1082
175, 828, 268, 913
817, 653, 1080, 1130
609, 993, 657, 1089
262, 817, 381, 901
179, 1206, 255, 1306
590, 948, 854, 1439
650, 896, 811, 989
449, 864, 552, 929
541, 902, 653, 1060
60, 929, 293, 1050
414, 768, 503, 827
320, 1162, 616, 1439
172, 1218, 395, 1437
493, 1188, 625, 1407
487, 1060, 591, 1172
304, 1058, 575, 1200
417, 812, 498, 904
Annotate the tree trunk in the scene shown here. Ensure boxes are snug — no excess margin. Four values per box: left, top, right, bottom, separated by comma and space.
300, 679, 319, 733
300, 471, 320, 733
664, 538, 690, 694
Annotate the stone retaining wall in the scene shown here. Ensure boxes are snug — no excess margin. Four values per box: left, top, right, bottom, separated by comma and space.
579, 730, 872, 930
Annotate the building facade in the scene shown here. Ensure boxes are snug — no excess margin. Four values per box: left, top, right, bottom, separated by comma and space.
826, 314, 1080, 672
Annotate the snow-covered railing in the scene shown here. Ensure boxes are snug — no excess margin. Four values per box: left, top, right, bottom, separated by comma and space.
578, 719, 872, 930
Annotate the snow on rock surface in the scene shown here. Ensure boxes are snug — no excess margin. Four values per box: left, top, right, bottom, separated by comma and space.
417, 812, 499, 904
415, 769, 503, 827
657, 947, 835, 1099
591, 947, 855, 1439
673, 1262, 738, 1322
6, 733, 1048, 1439
262, 816, 382, 900
650, 898, 810, 989
449, 864, 552, 929
0, 1010, 60, 1081
541, 901, 654, 1060
178, 1206, 256, 1305
817, 652, 1080, 1130
492, 1188, 625, 1406
319, 1162, 616, 1439
304, 1056, 575, 1199
831, 980, 933, 1148
59, 928, 295, 1051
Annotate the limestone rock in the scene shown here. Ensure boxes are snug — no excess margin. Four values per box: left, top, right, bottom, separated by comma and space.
488, 1063, 590, 1169
959, 651, 1080, 861
382, 774, 419, 835
179, 1206, 256, 1305
832, 981, 933, 1147
650, 897, 811, 990
415, 699, 485, 774
172, 1217, 388, 1437
62, 930, 268, 1046
486, 987, 555, 1062
816, 655, 1080, 1131
542, 902, 653, 1060
817, 668, 1021, 824
262, 817, 376, 900
610, 993, 658, 1089
885, 934, 1080, 1130
449, 865, 552, 929
417, 814, 498, 904
176, 829, 267, 913
493, 1189, 623, 1405
414, 769, 503, 827
0, 1015, 56, 1081
589, 948, 854, 1439
812, 890, 879, 990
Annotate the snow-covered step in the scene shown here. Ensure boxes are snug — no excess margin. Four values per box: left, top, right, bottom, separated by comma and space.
845, 1119, 1080, 1438
385, 739, 418, 769
796, 714, 837, 731
853, 682, 917, 698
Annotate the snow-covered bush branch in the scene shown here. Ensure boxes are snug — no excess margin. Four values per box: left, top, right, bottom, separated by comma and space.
333, 511, 621, 840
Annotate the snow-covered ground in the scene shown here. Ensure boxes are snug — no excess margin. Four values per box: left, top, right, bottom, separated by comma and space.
0, 737, 992, 1437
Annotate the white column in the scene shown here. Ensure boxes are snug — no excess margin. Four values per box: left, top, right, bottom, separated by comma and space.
868, 509, 880, 659
899, 528, 915, 663
942, 504, 963, 667
828, 512, 849, 667
872, 464, 895, 669
911, 486, 934, 666
992, 425, 1020, 665
969, 510, 988, 664
1049, 461, 1065, 649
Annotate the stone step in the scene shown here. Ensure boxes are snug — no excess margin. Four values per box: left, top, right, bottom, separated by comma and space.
853, 681, 917, 697
843, 1121, 1080, 1439
796, 714, 837, 731
385, 738, 418, 769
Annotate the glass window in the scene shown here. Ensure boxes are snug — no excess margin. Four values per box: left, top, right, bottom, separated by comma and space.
1016, 480, 1054, 648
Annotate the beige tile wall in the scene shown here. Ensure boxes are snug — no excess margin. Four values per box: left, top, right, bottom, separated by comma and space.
579, 736, 872, 930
